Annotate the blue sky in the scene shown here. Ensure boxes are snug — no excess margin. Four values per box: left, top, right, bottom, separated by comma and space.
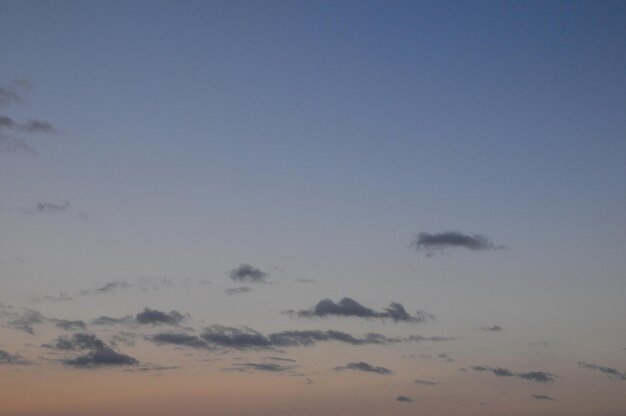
1, 1, 626, 415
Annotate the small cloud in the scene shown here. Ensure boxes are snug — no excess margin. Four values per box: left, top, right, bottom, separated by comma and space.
532, 394, 557, 401
579, 361, 626, 380
483, 325, 504, 332
289, 297, 434, 323
41, 293, 73, 302
414, 379, 439, 386
228, 264, 268, 283
471, 365, 556, 383
135, 308, 184, 326
43, 333, 106, 351
0, 349, 32, 365
412, 231, 502, 255
396, 396, 414, 403
334, 361, 392, 375
225, 287, 252, 295
295, 278, 316, 283
0, 85, 22, 106
81, 280, 132, 296
227, 362, 293, 372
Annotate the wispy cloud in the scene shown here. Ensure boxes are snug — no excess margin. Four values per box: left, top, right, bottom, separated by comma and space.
412, 231, 502, 254
532, 394, 557, 401
414, 379, 439, 386
226, 362, 294, 372
288, 297, 434, 323
225, 287, 252, 295
0, 349, 32, 365
81, 280, 132, 296
36, 200, 70, 213
334, 361, 392, 375
579, 361, 626, 380
483, 325, 504, 332
52, 319, 86, 331
228, 264, 268, 283
471, 366, 556, 383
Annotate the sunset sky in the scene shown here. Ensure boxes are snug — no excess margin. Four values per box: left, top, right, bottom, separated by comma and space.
1, 1, 626, 415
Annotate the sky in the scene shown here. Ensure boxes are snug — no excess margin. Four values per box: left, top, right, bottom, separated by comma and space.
1, 1, 625, 415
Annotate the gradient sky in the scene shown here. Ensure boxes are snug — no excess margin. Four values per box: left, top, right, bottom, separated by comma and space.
1, 1, 626, 415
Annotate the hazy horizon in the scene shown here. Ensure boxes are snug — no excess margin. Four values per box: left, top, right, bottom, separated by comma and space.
1, 1, 625, 415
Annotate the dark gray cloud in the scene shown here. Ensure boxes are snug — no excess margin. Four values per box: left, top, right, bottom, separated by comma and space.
81, 280, 132, 296
63, 347, 138, 368
532, 394, 557, 401
579, 361, 626, 380
334, 361, 392, 375
145, 325, 451, 351
52, 319, 86, 331
149, 333, 209, 349
225, 287, 252, 295
0, 115, 57, 134
0, 349, 32, 365
228, 264, 268, 283
414, 379, 439, 386
518, 371, 557, 383
43, 333, 106, 351
396, 396, 414, 403
471, 366, 556, 383
483, 325, 504, 332
412, 231, 500, 253
289, 297, 434, 323
135, 308, 184, 325
264, 356, 296, 363
228, 362, 293, 372
35, 200, 70, 214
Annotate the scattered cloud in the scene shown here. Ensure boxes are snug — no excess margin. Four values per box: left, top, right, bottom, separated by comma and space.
0, 84, 22, 106
7, 308, 45, 334
149, 333, 209, 349
63, 347, 138, 368
334, 361, 392, 375
0, 349, 32, 365
36, 200, 70, 213
532, 394, 557, 401
225, 287, 252, 295
91, 315, 133, 325
396, 396, 414, 403
288, 297, 434, 323
40, 293, 73, 302
227, 362, 293, 372
149, 325, 451, 351
81, 280, 132, 296
135, 308, 184, 325
52, 319, 86, 331
578, 361, 626, 380
228, 264, 268, 283
414, 379, 439, 386
43, 333, 138, 368
471, 366, 556, 383
43, 333, 106, 351
412, 231, 501, 254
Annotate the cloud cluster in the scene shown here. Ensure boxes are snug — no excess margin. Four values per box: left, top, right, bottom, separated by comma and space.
470, 366, 556, 383
396, 396, 414, 403
0, 349, 32, 365
43, 332, 138, 368
149, 325, 451, 351
334, 361, 392, 375
414, 379, 439, 386
412, 231, 501, 254
532, 394, 557, 401
289, 297, 434, 323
